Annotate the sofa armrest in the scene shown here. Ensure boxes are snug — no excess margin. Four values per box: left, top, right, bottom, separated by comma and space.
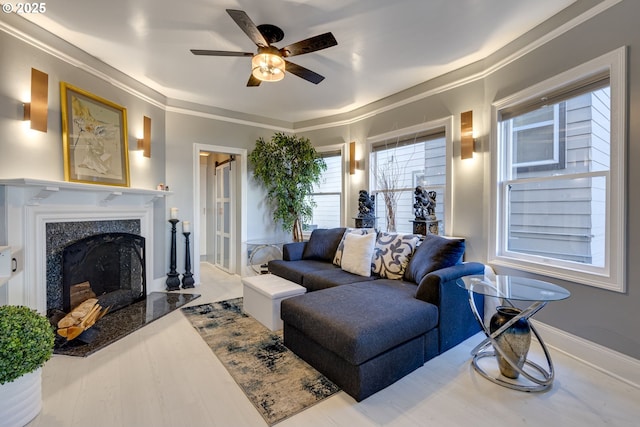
415, 261, 485, 353
282, 242, 307, 261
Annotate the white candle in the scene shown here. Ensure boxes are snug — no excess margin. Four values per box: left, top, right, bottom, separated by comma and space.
170, 207, 178, 219
182, 221, 190, 233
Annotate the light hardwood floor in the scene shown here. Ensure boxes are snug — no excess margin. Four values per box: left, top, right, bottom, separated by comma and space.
29, 263, 639, 427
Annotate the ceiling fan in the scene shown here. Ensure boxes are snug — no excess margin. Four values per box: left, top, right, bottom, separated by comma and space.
191, 9, 338, 87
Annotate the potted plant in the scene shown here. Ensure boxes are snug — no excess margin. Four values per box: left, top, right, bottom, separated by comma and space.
249, 132, 326, 241
0, 305, 55, 427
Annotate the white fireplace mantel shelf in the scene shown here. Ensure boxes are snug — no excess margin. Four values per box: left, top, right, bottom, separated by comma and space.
0, 178, 171, 206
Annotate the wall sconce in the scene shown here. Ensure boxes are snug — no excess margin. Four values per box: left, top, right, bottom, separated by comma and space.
137, 116, 151, 157
349, 141, 356, 174
461, 110, 475, 160
23, 68, 48, 132
349, 141, 364, 174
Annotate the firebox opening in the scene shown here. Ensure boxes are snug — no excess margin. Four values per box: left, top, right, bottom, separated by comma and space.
62, 232, 146, 314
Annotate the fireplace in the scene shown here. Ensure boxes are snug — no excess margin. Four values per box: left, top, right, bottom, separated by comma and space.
45, 219, 143, 314
62, 232, 146, 313
0, 179, 202, 356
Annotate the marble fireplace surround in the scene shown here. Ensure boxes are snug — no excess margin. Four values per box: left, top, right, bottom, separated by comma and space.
0, 179, 167, 313
30, 206, 154, 315
48, 220, 143, 313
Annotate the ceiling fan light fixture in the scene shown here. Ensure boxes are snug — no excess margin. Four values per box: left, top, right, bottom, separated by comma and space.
251, 48, 285, 82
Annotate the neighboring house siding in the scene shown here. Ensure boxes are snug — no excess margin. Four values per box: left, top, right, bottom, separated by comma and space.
308, 154, 342, 229
508, 90, 610, 266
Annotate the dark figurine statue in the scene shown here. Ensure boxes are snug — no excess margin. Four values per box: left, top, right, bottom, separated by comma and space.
357, 190, 375, 219
413, 186, 436, 220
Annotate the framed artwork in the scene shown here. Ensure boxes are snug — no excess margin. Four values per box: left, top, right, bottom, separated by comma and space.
60, 82, 130, 187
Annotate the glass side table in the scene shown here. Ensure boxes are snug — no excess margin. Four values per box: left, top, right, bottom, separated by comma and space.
245, 240, 285, 274
458, 275, 570, 392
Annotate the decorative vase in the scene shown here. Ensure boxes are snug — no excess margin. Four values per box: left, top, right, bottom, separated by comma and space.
0, 368, 42, 427
489, 306, 531, 379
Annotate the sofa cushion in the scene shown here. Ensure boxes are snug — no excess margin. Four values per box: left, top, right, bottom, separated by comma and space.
303, 268, 376, 292
268, 259, 339, 285
281, 280, 438, 365
403, 235, 465, 284
372, 232, 421, 279
333, 228, 376, 266
302, 228, 347, 261
341, 232, 377, 277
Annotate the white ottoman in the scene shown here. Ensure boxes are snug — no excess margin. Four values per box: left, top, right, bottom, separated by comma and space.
242, 274, 306, 331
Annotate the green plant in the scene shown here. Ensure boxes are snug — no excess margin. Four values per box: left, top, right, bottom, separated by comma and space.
0, 305, 55, 384
249, 132, 326, 241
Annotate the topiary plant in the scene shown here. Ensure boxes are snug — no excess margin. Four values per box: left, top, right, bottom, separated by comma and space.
249, 132, 326, 241
0, 305, 55, 384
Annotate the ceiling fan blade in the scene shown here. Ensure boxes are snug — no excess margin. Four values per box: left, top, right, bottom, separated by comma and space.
284, 60, 325, 84
226, 9, 269, 47
191, 49, 253, 57
247, 74, 262, 87
280, 32, 337, 57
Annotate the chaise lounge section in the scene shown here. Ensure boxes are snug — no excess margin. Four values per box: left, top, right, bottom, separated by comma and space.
269, 228, 484, 401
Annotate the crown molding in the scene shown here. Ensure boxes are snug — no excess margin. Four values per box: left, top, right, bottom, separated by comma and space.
1, 0, 622, 133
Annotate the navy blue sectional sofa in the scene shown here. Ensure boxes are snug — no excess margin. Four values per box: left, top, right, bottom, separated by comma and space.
269, 228, 485, 401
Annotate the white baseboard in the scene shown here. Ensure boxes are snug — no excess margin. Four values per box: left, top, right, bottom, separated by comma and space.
533, 320, 640, 389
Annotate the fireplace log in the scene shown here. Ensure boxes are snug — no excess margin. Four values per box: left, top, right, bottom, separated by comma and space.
69, 281, 97, 310
58, 298, 98, 328
57, 297, 109, 341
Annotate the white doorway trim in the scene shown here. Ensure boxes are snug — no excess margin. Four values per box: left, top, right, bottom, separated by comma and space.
192, 143, 247, 282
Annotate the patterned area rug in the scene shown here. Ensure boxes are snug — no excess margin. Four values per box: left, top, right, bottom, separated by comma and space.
181, 298, 340, 426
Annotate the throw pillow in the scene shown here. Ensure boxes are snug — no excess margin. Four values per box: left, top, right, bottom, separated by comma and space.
333, 228, 376, 266
340, 232, 377, 277
403, 234, 465, 284
371, 232, 421, 279
302, 228, 347, 261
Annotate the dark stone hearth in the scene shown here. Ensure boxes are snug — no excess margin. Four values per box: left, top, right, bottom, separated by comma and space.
54, 292, 200, 357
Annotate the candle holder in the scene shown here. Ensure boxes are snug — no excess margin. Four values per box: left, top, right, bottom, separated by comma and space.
181, 232, 195, 289
166, 219, 181, 291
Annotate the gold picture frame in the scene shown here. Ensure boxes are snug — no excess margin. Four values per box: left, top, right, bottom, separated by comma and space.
60, 82, 130, 187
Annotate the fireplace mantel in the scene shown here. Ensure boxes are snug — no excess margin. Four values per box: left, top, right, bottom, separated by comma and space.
0, 178, 170, 206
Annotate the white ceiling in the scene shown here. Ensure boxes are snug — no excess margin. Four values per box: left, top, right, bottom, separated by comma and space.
21, 0, 575, 123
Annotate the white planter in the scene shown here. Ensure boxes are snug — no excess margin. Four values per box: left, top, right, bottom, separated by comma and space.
0, 368, 42, 427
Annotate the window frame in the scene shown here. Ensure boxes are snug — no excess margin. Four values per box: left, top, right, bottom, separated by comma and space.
367, 117, 454, 236
489, 46, 627, 292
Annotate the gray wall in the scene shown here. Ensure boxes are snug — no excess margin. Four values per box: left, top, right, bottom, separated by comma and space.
164, 110, 290, 276
1, 1, 639, 359
299, 0, 640, 359
484, 0, 639, 359
0, 13, 168, 278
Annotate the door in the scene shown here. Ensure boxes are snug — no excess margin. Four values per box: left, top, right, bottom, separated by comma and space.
215, 161, 234, 272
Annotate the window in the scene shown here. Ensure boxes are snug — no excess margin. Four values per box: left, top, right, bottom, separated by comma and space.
306, 149, 343, 229
369, 122, 449, 234
511, 104, 566, 171
491, 47, 626, 292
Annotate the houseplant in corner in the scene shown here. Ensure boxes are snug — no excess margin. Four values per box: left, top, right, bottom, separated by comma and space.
0, 305, 55, 427
249, 132, 326, 241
